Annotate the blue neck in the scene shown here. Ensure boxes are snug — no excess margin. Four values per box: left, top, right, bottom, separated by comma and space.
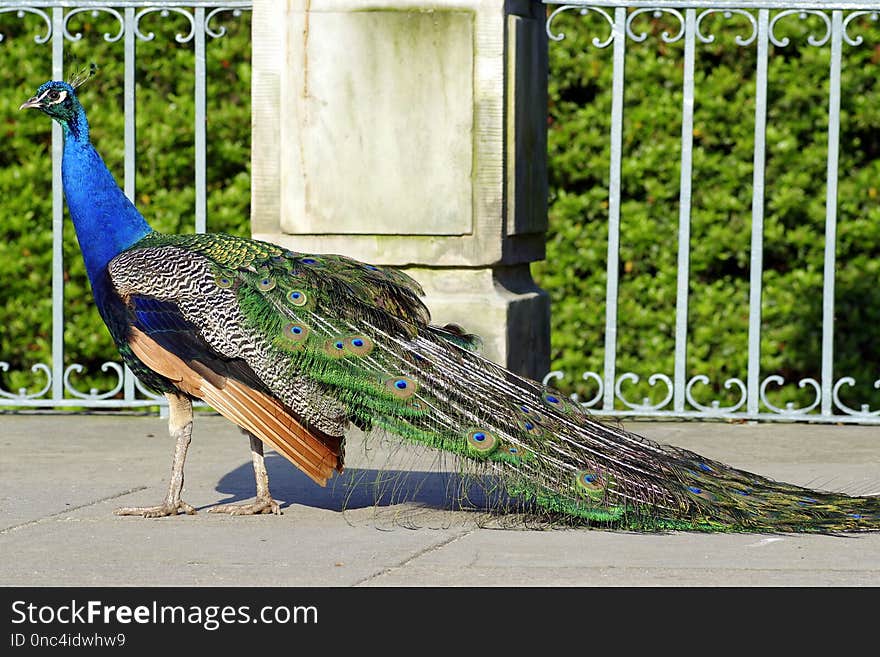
61, 119, 152, 291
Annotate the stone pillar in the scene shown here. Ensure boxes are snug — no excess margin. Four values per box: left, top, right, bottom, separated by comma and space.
251, 0, 549, 377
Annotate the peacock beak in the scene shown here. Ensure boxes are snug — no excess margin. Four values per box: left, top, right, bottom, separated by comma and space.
19, 96, 42, 110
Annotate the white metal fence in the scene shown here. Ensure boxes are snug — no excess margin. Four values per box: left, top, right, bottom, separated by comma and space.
541, 1, 880, 423
2, 1, 879, 425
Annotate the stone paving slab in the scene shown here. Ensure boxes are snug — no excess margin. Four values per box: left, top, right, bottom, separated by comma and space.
1, 413, 878, 586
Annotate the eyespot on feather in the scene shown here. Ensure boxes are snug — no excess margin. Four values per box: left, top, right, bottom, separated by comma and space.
384, 376, 417, 399
498, 443, 525, 459
518, 404, 544, 425
522, 419, 542, 435
344, 335, 374, 356
466, 429, 498, 456
541, 391, 568, 410
287, 289, 308, 306
324, 338, 348, 359
215, 272, 235, 289
575, 471, 612, 501
282, 322, 309, 343
256, 276, 276, 292
687, 486, 718, 502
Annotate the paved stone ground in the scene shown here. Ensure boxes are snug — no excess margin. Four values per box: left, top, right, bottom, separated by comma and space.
1, 413, 878, 586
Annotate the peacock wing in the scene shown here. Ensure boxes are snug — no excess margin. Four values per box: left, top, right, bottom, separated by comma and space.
106, 236, 367, 485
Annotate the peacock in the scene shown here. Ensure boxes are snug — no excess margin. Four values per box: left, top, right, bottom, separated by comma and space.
18, 73, 880, 532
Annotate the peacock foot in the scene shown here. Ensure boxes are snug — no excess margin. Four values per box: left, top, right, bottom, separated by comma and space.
114, 500, 197, 518
206, 496, 282, 515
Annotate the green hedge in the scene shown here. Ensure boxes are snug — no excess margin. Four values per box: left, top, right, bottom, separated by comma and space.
534, 10, 880, 410
1, 9, 878, 412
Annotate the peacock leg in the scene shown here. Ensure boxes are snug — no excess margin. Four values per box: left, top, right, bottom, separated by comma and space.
207, 431, 282, 515
115, 392, 197, 518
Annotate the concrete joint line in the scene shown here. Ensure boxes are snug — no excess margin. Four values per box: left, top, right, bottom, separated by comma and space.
353, 529, 474, 586
0, 486, 149, 534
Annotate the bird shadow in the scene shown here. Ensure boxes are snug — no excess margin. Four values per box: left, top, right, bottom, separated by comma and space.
209, 452, 505, 515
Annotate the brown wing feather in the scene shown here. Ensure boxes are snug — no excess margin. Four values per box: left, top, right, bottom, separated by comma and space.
128, 327, 343, 486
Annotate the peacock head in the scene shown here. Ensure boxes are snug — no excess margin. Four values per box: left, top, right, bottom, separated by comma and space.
20, 66, 96, 138
20, 81, 84, 130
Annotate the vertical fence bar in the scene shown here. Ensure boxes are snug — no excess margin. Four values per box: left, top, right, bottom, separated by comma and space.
673, 9, 696, 412
122, 6, 136, 402
602, 6, 627, 411
747, 8, 769, 416
821, 10, 843, 417
194, 6, 207, 234
50, 7, 64, 402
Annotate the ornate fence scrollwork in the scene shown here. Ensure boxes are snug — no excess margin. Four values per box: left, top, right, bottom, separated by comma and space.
832, 377, 880, 418
685, 375, 748, 414
695, 9, 757, 46
545, 5, 615, 48
843, 11, 879, 46
615, 372, 674, 412
768, 9, 831, 47
63, 362, 125, 400
134, 7, 196, 43
0, 7, 52, 44
0, 362, 52, 400
759, 376, 822, 415
625, 7, 685, 43
132, 374, 166, 402
542, 370, 604, 410
63, 7, 125, 43
206, 7, 244, 39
